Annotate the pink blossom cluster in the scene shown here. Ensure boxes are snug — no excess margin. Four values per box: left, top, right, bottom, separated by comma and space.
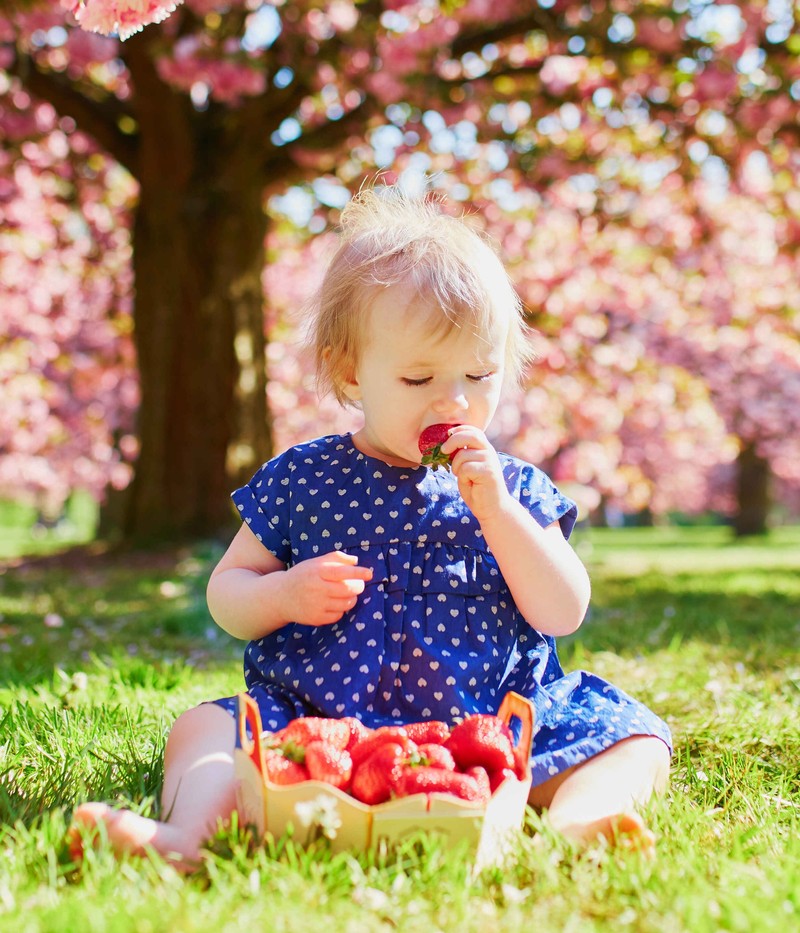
474, 174, 795, 517
2, 0, 800, 524
257, 161, 800, 521
59, 0, 182, 41
262, 227, 358, 451
0, 106, 138, 511
155, 35, 266, 103
367, 11, 462, 102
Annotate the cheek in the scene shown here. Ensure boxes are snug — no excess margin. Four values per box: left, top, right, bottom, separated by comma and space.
343, 382, 363, 402
476, 384, 502, 418
472, 381, 498, 403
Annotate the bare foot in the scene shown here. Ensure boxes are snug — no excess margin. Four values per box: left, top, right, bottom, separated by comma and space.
553, 810, 657, 857
68, 803, 205, 872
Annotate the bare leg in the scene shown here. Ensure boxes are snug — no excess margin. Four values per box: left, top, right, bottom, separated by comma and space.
528, 736, 670, 855
68, 703, 236, 871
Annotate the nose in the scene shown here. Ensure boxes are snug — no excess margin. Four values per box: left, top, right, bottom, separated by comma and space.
432, 379, 469, 414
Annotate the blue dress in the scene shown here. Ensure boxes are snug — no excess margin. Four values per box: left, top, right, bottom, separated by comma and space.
214, 433, 671, 786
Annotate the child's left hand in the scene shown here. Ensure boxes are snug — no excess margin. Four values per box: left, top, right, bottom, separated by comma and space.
442, 426, 511, 522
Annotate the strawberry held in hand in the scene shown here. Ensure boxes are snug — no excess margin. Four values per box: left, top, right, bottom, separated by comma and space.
418, 423, 460, 471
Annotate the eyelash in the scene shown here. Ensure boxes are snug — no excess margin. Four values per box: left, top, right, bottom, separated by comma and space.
402, 373, 494, 387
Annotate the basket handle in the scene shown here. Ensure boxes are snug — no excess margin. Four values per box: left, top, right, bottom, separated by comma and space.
236, 692, 266, 775
497, 691, 535, 760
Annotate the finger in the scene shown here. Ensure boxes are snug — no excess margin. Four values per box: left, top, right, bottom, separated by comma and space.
321, 562, 373, 582
309, 611, 348, 627
339, 577, 367, 596
449, 447, 491, 471
442, 427, 485, 456
322, 589, 362, 608
328, 550, 360, 565
306, 602, 353, 625
324, 598, 359, 623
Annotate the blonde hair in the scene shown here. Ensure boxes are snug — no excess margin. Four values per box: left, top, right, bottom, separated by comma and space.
310, 186, 533, 405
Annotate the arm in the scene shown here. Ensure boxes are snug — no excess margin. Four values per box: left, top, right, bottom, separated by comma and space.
207, 523, 373, 641
444, 428, 591, 637
477, 504, 590, 637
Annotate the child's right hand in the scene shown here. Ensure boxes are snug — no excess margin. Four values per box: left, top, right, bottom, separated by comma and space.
284, 551, 373, 627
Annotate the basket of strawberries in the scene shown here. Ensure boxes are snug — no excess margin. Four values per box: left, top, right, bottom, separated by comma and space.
233, 692, 535, 868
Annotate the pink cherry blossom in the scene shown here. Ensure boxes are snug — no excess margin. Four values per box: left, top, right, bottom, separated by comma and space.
61, 0, 183, 41
3, 0, 800, 533
540, 56, 588, 95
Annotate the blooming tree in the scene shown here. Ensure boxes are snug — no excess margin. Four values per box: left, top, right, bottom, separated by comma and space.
512, 178, 800, 531
0, 85, 138, 513
262, 174, 800, 531
60, 0, 182, 41
2, 0, 800, 538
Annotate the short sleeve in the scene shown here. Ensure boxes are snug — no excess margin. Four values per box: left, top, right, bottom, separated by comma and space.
231, 450, 294, 563
514, 462, 578, 540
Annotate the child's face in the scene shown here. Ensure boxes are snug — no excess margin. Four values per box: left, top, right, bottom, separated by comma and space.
345, 282, 508, 467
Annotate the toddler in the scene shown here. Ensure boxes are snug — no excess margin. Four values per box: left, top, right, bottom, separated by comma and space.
70, 187, 671, 869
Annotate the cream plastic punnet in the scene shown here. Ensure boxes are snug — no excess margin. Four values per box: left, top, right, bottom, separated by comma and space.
234, 691, 534, 869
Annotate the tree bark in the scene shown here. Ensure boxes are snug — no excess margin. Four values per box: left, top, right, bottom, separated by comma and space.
732, 442, 771, 537
117, 90, 273, 542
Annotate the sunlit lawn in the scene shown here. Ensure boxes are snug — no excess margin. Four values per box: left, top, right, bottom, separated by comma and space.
1, 523, 798, 932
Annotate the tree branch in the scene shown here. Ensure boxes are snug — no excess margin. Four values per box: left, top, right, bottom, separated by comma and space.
237, 78, 312, 139
293, 96, 374, 150
450, 10, 560, 57
263, 96, 377, 180
449, 8, 703, 67
9, 54, 139, 174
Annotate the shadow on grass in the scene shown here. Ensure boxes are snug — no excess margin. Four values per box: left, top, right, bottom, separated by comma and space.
3, 542, 799, 690
2, 539, 798, 847
0, 541, 243, 692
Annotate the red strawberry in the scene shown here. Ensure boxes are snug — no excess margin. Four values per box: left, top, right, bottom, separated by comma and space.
264, 748, 309, 785
340, 716, 371, 751
272, 717, 350, 751
488, 767, 518, 793
445, 714, 516, 772
464, 766, 492, 804
402, 720, 451, 746
418, 423, 459, 471
304, 741, 353, 790
350, 742, 407, 805
417, 743, 456, 771
350, 726, 418, 768
395, 766, 485, 804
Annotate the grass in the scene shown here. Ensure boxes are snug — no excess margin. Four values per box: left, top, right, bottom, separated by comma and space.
1, 525, 799, 932
0, 495, 99, 560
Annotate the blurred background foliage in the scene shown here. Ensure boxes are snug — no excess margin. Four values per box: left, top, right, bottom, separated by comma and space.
2, 0, 799, 546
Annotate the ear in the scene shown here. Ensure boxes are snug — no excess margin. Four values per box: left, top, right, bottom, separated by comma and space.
341, 369, 362, 402
324, 348, 361, 402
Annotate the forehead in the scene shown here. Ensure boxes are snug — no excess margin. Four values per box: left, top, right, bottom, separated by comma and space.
362, 282, 507, 362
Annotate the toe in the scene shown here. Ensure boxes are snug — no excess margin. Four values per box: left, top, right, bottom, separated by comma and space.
612, 813, 656, 856
67, 803, 108, 862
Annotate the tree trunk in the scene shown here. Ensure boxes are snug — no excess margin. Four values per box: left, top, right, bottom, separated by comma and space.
118, 97, 272, 542
732, 442, 770, 537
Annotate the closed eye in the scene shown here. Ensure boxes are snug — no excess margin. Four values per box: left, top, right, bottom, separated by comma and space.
402, 372, 494, 386
401, 377, 432, 386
